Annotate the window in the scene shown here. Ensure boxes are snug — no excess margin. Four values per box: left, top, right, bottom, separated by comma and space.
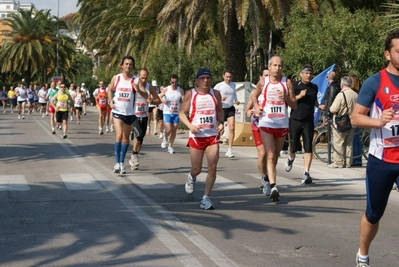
1, 14, 5, 18
2, 31, 7, 35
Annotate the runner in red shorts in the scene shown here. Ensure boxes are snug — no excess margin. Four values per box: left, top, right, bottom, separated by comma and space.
179, 67, 224, 210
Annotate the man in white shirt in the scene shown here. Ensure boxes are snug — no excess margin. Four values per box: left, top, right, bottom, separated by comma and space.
81, 83, 90, 115
214, 70, 240, 158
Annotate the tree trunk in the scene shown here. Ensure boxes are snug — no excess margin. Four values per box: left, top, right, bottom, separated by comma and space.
224, 3, 247, 81
24, 60, 31, 87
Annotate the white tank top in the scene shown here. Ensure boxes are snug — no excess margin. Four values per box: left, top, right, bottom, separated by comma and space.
188, 88, 219, 138
135, 83, 150, 118
74, 93, 83, 107
258, 76, 289, 128
112, 74, 136, 116
163, 86, 182, 115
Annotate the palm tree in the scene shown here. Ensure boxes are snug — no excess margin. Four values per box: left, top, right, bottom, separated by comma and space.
0, 7, 76, 85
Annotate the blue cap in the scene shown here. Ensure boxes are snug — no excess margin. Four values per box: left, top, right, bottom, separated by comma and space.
196, 67, 212, 78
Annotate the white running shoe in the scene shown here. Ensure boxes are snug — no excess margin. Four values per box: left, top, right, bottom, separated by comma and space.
225, 148, 234, 158
119, 163, 126, 174
57, 125, 62, 130
99, 127, 103, 135
106, 126, 109, 133
110, 125, 114, 132
129, 154, 139, 170
18, 114, 21, 119
285, 157, 295, 172
70, 116, 73, 121
200, 197, 215, 210
185, 174, 196, 195
261, 175, 271, 196
159, 132, 164, 139
76, 121, 80, 124
301, 172, 313, 185
22, 116, 25, 119
356, 252, 370, 267
161, 139, 167, 149
42, 113, 45, 118
167, 147, 175, 154
270, 186, 280, 202
113, 163, 120, 173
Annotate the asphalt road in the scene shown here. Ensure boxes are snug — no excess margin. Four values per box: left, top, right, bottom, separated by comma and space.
0, 106, 398, 267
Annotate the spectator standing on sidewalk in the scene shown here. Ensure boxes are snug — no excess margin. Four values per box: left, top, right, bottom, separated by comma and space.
214, 70, 240, 158
323, 71, 340, 120
328, 76, 358, 168
285, 64, 325, 184
351, 30, 399, 267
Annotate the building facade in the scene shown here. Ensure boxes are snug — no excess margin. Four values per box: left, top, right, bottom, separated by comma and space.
0, 0, 33, 44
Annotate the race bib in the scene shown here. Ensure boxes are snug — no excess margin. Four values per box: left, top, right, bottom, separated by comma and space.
170, 102, 179, 114
383, 114, 399, 147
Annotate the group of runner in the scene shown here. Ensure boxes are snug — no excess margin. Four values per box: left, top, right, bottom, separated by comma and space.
1, 81, 91, 138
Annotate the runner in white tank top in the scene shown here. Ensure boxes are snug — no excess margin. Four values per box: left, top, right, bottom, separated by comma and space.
178, 67, 224, 210
159, 74, 184, 154
129, 68, 161, 170
250, 56, 297, 202
107, 56, 148, 174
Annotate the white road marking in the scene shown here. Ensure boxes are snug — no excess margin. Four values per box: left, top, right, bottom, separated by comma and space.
60, 173, 103, 190
0, 175, 30, 191
126, 175, 174, 189
197, 173, 246, 190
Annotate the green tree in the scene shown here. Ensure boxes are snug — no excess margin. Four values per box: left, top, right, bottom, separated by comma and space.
276, 5, 389, 81
0, 8, 76, 85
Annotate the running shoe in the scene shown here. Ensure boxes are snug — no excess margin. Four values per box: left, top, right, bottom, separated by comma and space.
225, 148, 234, 158
99, 127, 103, 135
110, 125, 114, 132
159, 132, 164, 139
129, 154, 139, 170
167, 147, 175, 154
76, 121, 80, 124
84, 112, 86, 115
62, 134, 67, 139
70, 116, 73, 121
261, 175, 271, 196
18, 114, 20, 119
113, 163, 120, 173
284, 157, 295, 172
120, 163, 126, 174
22, 116, 25, 119
356, 252, 370, 267
200, 197, 215, 210
11, 110, 13, 113
57, 125, 62, 130
393, 183, 398, 191
42, 113, 44, 118
161, 139, 167, 149
51, 128, 55, 134
105, 126, 109, 133
185, 174, 196, 194
270, 186, 280, 202
301, 172, 313, 184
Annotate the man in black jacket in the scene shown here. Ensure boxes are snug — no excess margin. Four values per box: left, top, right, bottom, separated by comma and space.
323, 71, 340, 119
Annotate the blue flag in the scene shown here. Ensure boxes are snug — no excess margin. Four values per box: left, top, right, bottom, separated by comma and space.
312, 64, 335, 126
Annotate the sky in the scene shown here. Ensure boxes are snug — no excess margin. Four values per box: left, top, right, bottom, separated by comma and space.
30, 0, 79, 17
